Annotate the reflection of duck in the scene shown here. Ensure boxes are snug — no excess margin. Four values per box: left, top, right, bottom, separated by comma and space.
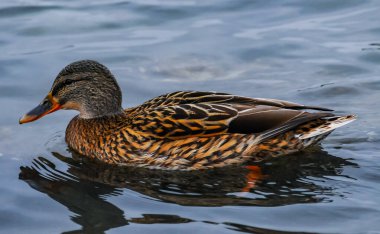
19, 149, 357, 232
20, 60, 355, 170
19, 158, 193, 234
20, 148, 357, 209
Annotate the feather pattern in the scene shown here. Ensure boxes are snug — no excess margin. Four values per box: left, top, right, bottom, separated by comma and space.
65, 91, 356, 170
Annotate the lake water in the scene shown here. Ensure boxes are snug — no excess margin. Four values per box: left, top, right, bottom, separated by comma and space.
1, 0, 380, 233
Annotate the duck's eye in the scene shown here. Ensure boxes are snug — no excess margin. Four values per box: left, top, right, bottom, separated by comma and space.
62, 76, 92, 87
41, 99, 49, 105
52, 79, 78, 96
62, 79, 76, 87
52, 76, 93, 96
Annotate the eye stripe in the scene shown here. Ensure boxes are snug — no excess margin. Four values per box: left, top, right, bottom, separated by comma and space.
51, 76, 92, 96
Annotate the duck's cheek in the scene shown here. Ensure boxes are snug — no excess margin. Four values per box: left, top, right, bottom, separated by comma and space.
61, 101, 81, 111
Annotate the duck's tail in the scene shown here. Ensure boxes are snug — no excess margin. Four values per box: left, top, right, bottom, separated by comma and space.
250, 114, 356, 161
298, 114, 357, 140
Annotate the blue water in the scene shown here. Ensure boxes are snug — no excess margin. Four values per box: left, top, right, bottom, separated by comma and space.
1, 0, 380, 233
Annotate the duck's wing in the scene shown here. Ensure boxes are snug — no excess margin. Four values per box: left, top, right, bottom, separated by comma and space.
128, 98, 333, 140
125, 91, 332, 115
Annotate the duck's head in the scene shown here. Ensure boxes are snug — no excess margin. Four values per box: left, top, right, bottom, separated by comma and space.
19, 60, 123, 124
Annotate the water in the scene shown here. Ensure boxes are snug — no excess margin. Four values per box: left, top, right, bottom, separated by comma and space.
1, 0, 380, 233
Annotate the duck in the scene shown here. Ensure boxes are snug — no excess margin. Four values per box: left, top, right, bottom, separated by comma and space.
19, 60, 356, 170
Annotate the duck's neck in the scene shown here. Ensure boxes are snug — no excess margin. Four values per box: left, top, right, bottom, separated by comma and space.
73, 87, 123, 119
65, 112, 127, 158
78, 106, 124, 119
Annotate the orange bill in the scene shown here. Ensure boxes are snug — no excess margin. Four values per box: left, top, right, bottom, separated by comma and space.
19, 93, 61, 124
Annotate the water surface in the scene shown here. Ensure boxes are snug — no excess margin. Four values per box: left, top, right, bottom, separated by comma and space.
1, 0, 380, 233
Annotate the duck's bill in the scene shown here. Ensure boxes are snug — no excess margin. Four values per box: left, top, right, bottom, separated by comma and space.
19, 94, 61, 124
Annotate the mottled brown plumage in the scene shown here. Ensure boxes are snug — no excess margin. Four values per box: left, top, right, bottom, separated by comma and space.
20, 60, 356, 170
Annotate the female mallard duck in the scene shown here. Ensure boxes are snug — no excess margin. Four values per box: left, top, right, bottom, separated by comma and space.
20, 60, 356, 170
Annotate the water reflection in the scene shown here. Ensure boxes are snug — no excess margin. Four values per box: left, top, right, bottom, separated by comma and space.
224, 222, 301, 234
19, 148, 357, 232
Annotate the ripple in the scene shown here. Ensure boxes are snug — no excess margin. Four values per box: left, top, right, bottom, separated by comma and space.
317, 64, 368, 76
285, 0, 368, 13
224, 222, 306, 234
191, 19, 223, 28
0, 85, 37, 98
299, 85, 361, 99
0, 5, 61, 18
236, 43, 303, 61
359, 80, 380, 90
359, 52, 380, 64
